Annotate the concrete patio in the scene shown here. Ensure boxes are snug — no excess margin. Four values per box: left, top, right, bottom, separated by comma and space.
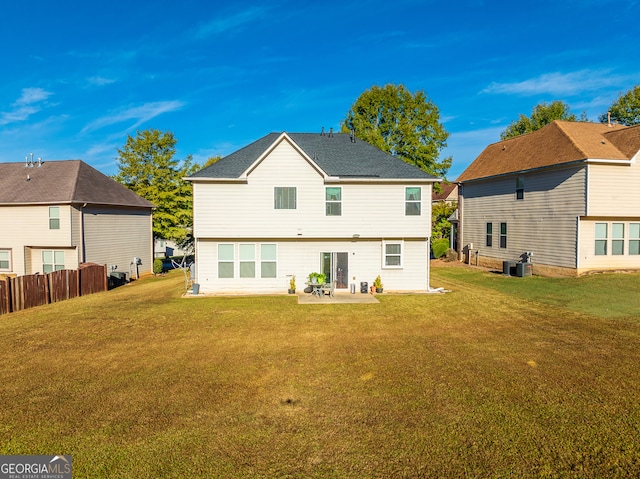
297, 292, 379, 304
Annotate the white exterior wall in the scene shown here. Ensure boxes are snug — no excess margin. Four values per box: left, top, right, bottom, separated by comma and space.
462, 166, 586, 269
193, 140, 431, 240
0, 204, 74, 276
587, 161, 640, 217
578, 218, 640, 271
195, 238, 428, 294
192, 137, 434, 293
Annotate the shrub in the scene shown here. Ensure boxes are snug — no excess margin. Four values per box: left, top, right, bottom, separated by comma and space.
432, 238, 450, 259
153, 258, 164, 275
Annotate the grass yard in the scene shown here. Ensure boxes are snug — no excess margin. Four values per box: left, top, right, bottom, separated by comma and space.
1, 264, 640, 478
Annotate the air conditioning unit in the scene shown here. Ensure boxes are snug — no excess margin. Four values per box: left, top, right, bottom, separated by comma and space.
515, 262, 533, 277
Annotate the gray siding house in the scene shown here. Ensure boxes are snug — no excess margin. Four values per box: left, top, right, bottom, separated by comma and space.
457, 121, 640, 276
0, 159, 154, 279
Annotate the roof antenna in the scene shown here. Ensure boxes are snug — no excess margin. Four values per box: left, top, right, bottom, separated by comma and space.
607, 111, 612, 127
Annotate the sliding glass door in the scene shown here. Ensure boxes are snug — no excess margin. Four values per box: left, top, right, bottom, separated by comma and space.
321, 252, 348, 289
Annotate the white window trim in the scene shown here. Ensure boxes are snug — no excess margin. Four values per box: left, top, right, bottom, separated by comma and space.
260, 243, 278, 278
0, 249, 11, 271
405, 187, 421, 216
42, 250, 65, 273
325, 187, 342, 216
218, 243, 235, 278
382, 240, 403, 269
239, 243, 256, 278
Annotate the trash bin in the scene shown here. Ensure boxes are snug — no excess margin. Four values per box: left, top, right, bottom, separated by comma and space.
350, 283, 356, 294
192, 283, 200, 295
360, 281, 368, 294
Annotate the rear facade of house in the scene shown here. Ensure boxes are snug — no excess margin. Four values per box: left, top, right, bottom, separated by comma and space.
457, 121, 640, 276
188, 132, 440, 294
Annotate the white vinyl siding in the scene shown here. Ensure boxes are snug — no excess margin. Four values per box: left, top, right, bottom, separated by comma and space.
587, 163, 640, 217
192, 139, 432, 240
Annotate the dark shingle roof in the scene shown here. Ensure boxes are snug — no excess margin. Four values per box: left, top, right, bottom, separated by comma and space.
189, 132, 438, 180
0, 160, 154, 208
457, 121, 640, 182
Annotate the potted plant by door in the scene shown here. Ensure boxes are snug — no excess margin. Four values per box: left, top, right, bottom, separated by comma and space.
288, 275, 296, 294
374, 275, 383, 293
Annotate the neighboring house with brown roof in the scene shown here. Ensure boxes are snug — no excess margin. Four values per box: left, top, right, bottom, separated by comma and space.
0, 159, 154, 279
432, 182, 458, 204
456, 120, 640, 276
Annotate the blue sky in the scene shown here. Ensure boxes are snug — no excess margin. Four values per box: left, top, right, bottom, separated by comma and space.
1, 0, 639, 180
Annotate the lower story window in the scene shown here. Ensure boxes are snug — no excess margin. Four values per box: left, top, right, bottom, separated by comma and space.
612, 223, 625, 255
595, 223, 608, 255
218, 244, 234, 278
260, 244, 277, 278
383, 241, 403, 268
486, 223, 493, 247
499, 223, 507, 248
630, 223, 640, 255
239, 244, 256, 278
0, 249, 11, 270
42, 250, 65, 273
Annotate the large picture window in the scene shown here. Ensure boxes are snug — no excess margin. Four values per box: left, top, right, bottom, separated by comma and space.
595, 223, 607, 255
382, 241, 403, 268
325, 187, 342, 216
274, 187, 296, 209
405, 187, 421, 216
42, 250, 65, 273
630, 223, 640, 255
218, 244, 234, 278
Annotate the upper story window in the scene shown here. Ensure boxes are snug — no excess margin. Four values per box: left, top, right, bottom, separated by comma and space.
325, 187, 342, 216
516, 176, 525, 200
595, 223, 607, 255
499, 223, 507, 248
486, 223, 493, 247
0, 249, 11, 271
405, 187, 421, 216
49, 206, 60, 230
42, 250, 65, 273
274, 187, 296, 209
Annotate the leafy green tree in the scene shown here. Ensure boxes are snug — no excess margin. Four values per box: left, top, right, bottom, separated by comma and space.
341, 84, 451, 178
599, 85, 640, 126
432, 200, 457, 240
115, 129, 196, 242
500, 101, 587, 140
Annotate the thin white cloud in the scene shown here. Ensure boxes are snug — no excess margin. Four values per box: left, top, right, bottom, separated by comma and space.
81, 100, 186, 133
481, 70, 624, 96
196, 6, 268, 38
0, 88, 53, 126
87, 76, 117, 86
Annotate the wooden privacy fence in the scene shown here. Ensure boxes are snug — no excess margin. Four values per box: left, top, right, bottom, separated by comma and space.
0, 263, 107, 315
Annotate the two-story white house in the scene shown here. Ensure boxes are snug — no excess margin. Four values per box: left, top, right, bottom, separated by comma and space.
0, 159, 154, 279
457, 120, 640, 276
187, 131, 440, 294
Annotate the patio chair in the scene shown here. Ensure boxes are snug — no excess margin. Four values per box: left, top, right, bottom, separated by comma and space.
322, 280, 336, 298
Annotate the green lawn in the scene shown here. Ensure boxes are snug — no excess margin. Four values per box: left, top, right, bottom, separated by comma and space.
1, 265, 639, 478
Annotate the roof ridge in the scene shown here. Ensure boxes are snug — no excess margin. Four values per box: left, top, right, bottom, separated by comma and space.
68, 160, 83, 202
